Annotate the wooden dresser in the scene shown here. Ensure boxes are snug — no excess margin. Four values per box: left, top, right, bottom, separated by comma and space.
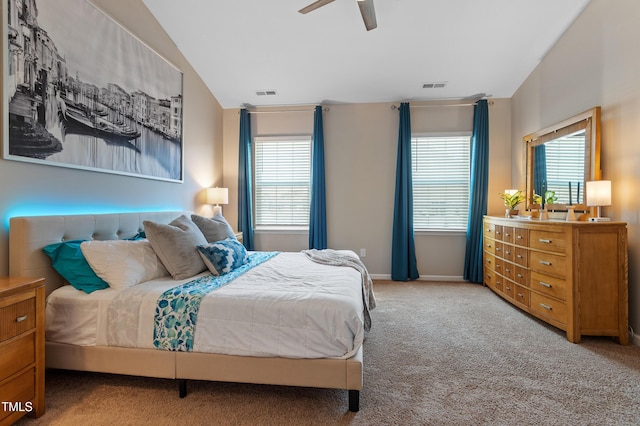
483, 216, 628, 344
0, 277, 45, 424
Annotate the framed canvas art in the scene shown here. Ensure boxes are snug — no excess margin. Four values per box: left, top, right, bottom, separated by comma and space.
3, 0, 184, 182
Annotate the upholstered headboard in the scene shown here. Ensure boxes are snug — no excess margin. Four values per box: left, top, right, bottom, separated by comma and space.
9, 211, 188, 296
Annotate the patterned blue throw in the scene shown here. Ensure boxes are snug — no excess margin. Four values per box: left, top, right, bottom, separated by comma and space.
153, 251, 279, 351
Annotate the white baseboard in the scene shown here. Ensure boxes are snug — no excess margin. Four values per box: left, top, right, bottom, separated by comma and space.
370, 274, 465, 282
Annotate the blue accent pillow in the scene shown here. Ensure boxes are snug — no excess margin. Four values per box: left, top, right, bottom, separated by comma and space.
43, 240, 109, 293
197, 237, 249, 275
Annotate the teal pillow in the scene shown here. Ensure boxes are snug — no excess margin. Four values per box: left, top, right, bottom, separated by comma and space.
43, 240, 109, 293
197, 237, 249, 275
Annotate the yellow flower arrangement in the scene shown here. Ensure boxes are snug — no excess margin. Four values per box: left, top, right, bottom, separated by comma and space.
499, 190, 525, 210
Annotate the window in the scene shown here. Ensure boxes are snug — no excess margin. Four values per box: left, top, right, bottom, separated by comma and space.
542, 132, 586, 204
412, 134, 471, 230
254, 136, 311, 227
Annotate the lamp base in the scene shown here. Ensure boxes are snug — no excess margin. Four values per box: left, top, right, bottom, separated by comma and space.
212, 205, 222, 217
589, 217, 611, 222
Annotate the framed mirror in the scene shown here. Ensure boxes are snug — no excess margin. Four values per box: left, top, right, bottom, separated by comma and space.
524, 107, 601, 210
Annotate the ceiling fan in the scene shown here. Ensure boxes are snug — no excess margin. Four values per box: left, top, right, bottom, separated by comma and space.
299, 0, 378, 31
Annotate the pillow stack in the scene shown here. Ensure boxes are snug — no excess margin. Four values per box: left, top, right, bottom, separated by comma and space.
43, 213, 246, 294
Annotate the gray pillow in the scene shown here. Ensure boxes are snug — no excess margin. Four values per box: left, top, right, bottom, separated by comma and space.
143, 215, 208, 279
191, 213, 236, 243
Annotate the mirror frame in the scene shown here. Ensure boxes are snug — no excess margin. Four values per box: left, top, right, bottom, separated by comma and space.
524, 107, 601, 210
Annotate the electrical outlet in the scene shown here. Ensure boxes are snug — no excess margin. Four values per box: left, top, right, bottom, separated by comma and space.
360, 248, 366, 258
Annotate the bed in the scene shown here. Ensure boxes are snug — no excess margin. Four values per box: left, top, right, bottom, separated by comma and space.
8, 211, 373, 412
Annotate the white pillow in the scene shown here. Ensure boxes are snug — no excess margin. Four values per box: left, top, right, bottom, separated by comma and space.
80, 239, 169, 289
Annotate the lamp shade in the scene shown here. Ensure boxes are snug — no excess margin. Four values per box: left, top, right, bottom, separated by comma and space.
206, 187, 229, 205
586, 180, 611, 207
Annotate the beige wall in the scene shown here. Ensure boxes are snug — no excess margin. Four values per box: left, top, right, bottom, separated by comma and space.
510, 0, 640, 336
223, 100, 512, 278
0, 1, 224, 275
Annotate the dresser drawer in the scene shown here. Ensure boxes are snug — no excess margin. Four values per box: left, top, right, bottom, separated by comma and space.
503, 280, 515, 299
484, 253, 496, 270
515, 247, 528, 267
513, 285, 530, 308
514, 266, 528, 286
530, 251, 566, 278
484, 269, 494, 287
0, 296, 36, 342
494, 225, 504, 241
514, 228, 529, 247
494, 275, 504, 293
484, 239, 497, 255
503, 245, 515, 262
503, 226, 515, 244
503, 262, 516, 281
0, 333, 35, 381
530, 230, 567, 253
531, 293, 568, 325
0, 368, 35, 423
484, 222, 496, 240
530, 271, 567, 301
494, 242, 503, 258
494, 259, 504, 276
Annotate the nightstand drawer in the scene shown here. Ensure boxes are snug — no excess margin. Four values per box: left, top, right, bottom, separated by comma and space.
0, 333, 35, 381
0, 368, 35, 423
0, 296, 36, 342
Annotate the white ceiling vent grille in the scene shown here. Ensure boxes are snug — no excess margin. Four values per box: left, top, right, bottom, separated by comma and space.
256, 90, 278, 96
422, 82, 447, 89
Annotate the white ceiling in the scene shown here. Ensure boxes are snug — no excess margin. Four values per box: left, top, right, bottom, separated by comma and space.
141, 0, 591, 109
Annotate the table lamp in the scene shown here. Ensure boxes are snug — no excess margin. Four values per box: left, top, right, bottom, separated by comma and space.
586, 180, 611, 222
206, 187, 228, 216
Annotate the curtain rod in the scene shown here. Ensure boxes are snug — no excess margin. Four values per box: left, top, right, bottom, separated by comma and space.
390, 100, 494, 110
239, 107, 329, 115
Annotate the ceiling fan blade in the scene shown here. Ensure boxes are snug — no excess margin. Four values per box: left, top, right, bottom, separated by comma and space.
299, 0, 335, 14
357, 0, 377, 31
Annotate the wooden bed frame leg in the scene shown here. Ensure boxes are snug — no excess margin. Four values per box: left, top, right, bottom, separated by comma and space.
179, 379, 187, 398
348, 390, 360, 412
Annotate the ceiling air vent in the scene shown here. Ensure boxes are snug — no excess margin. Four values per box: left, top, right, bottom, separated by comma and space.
422, 82, 447, 89
256, 90, 278, 96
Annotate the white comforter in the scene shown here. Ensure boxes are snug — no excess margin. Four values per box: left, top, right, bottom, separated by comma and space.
46, 251, 365, 359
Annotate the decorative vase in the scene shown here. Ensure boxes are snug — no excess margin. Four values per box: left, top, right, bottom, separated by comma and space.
566, 206, 576, 221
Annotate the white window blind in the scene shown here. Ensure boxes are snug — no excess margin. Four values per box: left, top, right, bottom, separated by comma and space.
411, 135, 471, 230
254, 137, 311, 227
543, 133, 586, 204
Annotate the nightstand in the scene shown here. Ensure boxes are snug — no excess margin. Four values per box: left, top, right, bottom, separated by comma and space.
0, 277, 45, 424
235, 232, 244, 243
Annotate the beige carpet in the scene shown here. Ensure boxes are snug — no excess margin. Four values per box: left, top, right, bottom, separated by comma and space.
15, 281, 640, 425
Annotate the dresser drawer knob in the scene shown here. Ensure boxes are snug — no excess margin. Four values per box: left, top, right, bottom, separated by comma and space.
486, 243, 492, 248
517, 273, 523, 278
539, 260, 552, 266
517, 293, 524, 298
540, 303, 553, 311
505, 250, 511, 255
539, 281, 552, 288
16, 314, 28, 323
517, 235, 523, 239
539, 239, 552, 243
